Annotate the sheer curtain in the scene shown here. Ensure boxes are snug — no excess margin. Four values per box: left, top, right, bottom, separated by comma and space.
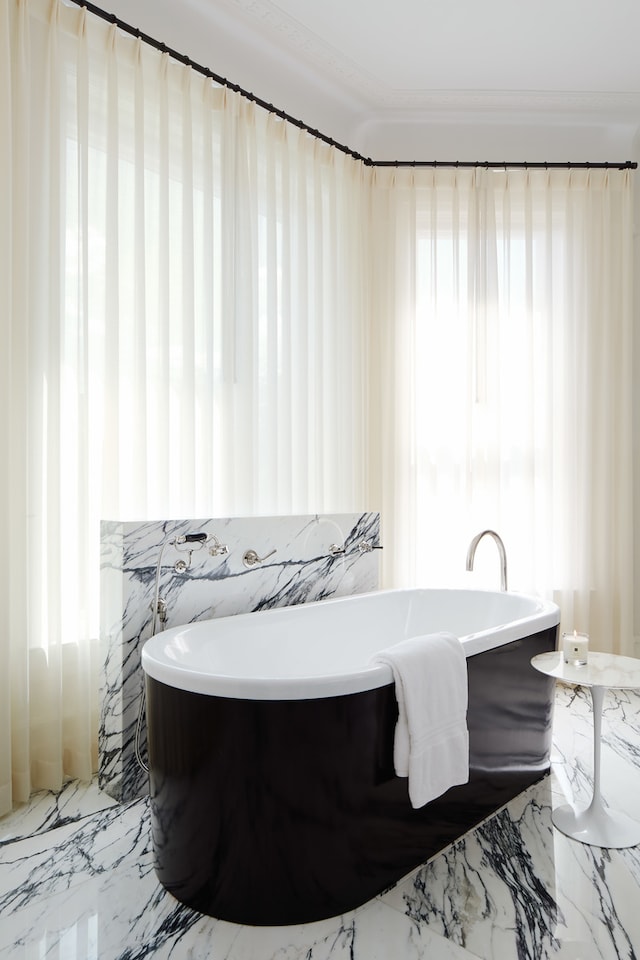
370, 166, 634, 653
0, 0, 370, 815
1, 0, 635, 818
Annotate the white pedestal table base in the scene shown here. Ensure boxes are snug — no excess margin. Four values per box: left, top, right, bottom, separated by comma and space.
552, 802, 640, 848
553, 682, 640, 848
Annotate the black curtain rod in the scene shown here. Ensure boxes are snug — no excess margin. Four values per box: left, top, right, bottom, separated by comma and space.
374, 160, 637, 169
66, 0, 637, 172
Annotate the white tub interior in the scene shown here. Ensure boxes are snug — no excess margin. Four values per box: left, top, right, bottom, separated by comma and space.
141, 588, 560, 700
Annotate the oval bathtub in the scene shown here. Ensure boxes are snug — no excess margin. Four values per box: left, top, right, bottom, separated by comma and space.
142, 587, 559, 699
142, 587, 559, 926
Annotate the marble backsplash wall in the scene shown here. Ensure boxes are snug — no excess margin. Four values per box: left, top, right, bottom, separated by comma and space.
100, 512, 381, 802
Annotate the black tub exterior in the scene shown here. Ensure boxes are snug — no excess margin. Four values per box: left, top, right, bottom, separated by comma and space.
146, 625, 557, 925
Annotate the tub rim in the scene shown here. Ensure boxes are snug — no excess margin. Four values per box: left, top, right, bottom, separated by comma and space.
141, 587, 560, 701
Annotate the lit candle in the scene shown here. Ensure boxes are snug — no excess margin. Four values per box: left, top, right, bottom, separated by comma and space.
562, 630, 589, 666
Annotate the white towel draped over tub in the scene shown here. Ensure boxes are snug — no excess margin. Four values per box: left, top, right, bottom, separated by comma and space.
372, 632, 469, 808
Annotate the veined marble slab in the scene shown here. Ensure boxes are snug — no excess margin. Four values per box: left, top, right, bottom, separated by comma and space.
100, 513, 381, 803
380, 688, 640, 960
0, 796, 476, 960
2, 688, 640, 960
0, 778, 116, 847
380, 781, 640, 960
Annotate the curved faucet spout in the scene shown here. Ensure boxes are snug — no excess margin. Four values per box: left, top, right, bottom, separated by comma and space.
466, 529, 508, 592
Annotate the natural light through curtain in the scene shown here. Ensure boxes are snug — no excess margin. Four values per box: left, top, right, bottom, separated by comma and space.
369, 166, 634, 653
0, 0, 370, 815
1, 0, 635, 818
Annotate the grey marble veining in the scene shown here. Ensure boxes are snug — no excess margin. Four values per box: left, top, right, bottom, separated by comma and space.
381, 783, 640, 959
0, 796, 476, 960
0, 778, 116, 848
379, 685, 640, 960
2, 686, 640, 959
100, 512, 381, 803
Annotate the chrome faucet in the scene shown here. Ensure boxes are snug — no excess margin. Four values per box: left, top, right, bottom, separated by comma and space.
466, 529, 508, 591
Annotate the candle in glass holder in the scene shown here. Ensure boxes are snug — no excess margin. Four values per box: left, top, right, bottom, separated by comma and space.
562, 630, 589, 666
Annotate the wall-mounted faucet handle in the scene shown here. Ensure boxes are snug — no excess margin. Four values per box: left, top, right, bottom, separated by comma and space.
243, 548, 277, 568
329, 543, 346, 556
209, 535, 229, 557
172, 531, 227, 567
150, 597, 168, 623
357, 539, 383, 554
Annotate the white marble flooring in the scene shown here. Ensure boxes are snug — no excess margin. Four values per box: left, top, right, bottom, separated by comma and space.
1, 683, 640, 960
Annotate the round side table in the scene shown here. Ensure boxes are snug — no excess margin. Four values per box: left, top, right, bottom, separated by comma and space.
531, 650, 640, 849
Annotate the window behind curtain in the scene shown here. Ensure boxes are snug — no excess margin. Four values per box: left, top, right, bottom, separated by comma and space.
370, 167, 633, 654
1, 0, 370, 812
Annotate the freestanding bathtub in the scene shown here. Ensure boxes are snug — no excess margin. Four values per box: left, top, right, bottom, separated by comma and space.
142, 588, 559, 925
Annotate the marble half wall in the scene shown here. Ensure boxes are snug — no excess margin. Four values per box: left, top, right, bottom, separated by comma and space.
100, 512, 381, 802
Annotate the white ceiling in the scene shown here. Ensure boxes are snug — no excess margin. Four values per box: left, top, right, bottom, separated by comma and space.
103, 0, 640, 159
208, 0, 640, 99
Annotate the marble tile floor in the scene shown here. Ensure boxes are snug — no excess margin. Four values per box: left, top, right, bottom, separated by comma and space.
1, 684, 640, 960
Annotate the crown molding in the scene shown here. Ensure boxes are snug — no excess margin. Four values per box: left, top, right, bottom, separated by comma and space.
204, 0, 640, 121
211, 0, 384, 106
367, 90, 640, 121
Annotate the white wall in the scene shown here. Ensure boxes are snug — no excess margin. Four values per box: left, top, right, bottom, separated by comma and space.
355, 116, 639, 164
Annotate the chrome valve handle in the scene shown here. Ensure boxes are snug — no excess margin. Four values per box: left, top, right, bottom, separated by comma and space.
242, 548, 277, 568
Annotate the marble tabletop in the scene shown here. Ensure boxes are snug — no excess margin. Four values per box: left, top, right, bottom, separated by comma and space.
531, 650, 640, 690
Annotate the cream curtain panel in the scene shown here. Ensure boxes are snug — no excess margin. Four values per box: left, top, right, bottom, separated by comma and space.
0, 0, 370, 815
0, 0, 635, 816
370, 167, 634, 652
